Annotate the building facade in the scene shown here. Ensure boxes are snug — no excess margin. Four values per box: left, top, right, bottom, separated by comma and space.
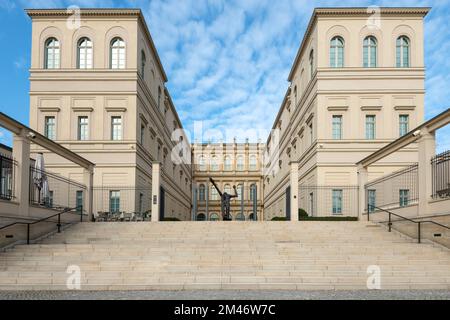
23, 7, 431, 222
263, 7, 429, 220
192, 142, 264, 221
27, 9, 192, 221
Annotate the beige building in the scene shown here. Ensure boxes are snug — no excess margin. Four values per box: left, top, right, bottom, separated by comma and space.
263, 7, 429, 220
26, 9, 192, 221
22, 7, 437, 222
192, 142, 264, 221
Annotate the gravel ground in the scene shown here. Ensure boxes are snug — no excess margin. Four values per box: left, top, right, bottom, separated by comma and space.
0, 290, 449, 300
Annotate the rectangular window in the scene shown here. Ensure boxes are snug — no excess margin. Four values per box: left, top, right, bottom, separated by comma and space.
332, 115, 342, 140
365, 115, 376, 140
139, 192, 144, 213
111, 116, 122, 141
76, 190, 83, 213
399, 189, 409, 207
47, 190, 54, 208
368, 189, 376, 213
140, 124, 145, 144
309, 192, 314, 216
44, 116, 56, 140
332, 189, 343, 215
399, 115, 409, 137
109, 190, 120, 213
78, 116, 88, 141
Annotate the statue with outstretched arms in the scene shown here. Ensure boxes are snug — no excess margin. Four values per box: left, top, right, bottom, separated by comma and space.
209, 177, 238, 221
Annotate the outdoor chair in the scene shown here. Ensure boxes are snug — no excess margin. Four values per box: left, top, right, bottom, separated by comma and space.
96, 212, 108, 222
133, 212, 143, 222
121, 212, 133, 222
108, 212, 121, 222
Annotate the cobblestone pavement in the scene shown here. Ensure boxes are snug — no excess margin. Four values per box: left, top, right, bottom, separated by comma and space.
0, 290, 450, 300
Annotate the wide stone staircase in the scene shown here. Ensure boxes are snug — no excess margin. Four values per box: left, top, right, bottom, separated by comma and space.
1, 221, 450, 290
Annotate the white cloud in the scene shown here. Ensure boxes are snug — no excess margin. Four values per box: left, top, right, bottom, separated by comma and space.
15, 0, 450, 146
0, 0, 16, 11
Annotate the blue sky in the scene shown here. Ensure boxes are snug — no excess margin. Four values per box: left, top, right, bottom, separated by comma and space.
0, 0, 448, 152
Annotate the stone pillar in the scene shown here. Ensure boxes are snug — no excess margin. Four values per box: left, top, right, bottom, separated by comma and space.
418, 130, 435, 217
151, 162, 161, 222
192, 183, 197, 221
12, 132, 30, 217
357, 165, 368, 220
290, 162, 299, 221
83, 166, 94, 222
205, 180, 209, 220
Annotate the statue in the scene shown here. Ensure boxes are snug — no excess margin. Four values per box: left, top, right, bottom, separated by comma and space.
209, 177, 238, 221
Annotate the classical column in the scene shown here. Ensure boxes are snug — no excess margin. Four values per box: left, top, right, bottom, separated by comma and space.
240, 183, 244, 217
192, 183, 197, 221
418, 130, 435, 217
12, 132, 30, 217
83, 166, 94, 222
357, 164, 369, 220
205, 180, 209, 220
151, 162, 161, 222
289, 162, 299, 221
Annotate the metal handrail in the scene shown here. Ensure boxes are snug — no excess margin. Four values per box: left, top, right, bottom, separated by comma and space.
368, 205, 450, 243
0, 205, 84, 244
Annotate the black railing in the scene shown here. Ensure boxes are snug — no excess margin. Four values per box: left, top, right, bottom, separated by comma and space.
298, 186, 359, 217
0, 153, 16, 201
432, 150, 450, 199
0, 206, 83, 245
29, 166, 86, 210
368, 205, 450, 244
93, 186, 152, 218
365, 164, 419, 210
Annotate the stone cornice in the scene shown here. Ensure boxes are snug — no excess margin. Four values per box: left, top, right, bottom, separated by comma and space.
25, 8, 142, 17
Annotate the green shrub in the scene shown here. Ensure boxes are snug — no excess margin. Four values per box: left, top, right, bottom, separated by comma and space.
299, 216, 358, 221
162, 217, 181, 221
271, 217, 288, 221
298, 208, 308, 218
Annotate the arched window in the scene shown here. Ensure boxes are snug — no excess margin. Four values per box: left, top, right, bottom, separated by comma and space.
224, 156, 232, 171
77, 37, 93, 69
396, 36, 410, 68
141, 50, 146, 78
210, 213, 219, 221
198, 156, 206, 171
248, 213, 255, 221
198, 184, 206, 201
236, 184, 243, 200
211, 186, 220, 201
363, 36, 377, 68
235, 213, 245, 221
236, 156, 244, 171
309, 50, 314, 78
45, 38, 60, 69
196, 213, 206, 221
250, 184, 257, 201
330, 36, 344, 68
210, 156, 219, 171
249, 155, 257, 171
110, 37, 126, 69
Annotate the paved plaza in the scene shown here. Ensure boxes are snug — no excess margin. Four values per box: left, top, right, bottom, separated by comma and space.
1, 290, 450, 300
